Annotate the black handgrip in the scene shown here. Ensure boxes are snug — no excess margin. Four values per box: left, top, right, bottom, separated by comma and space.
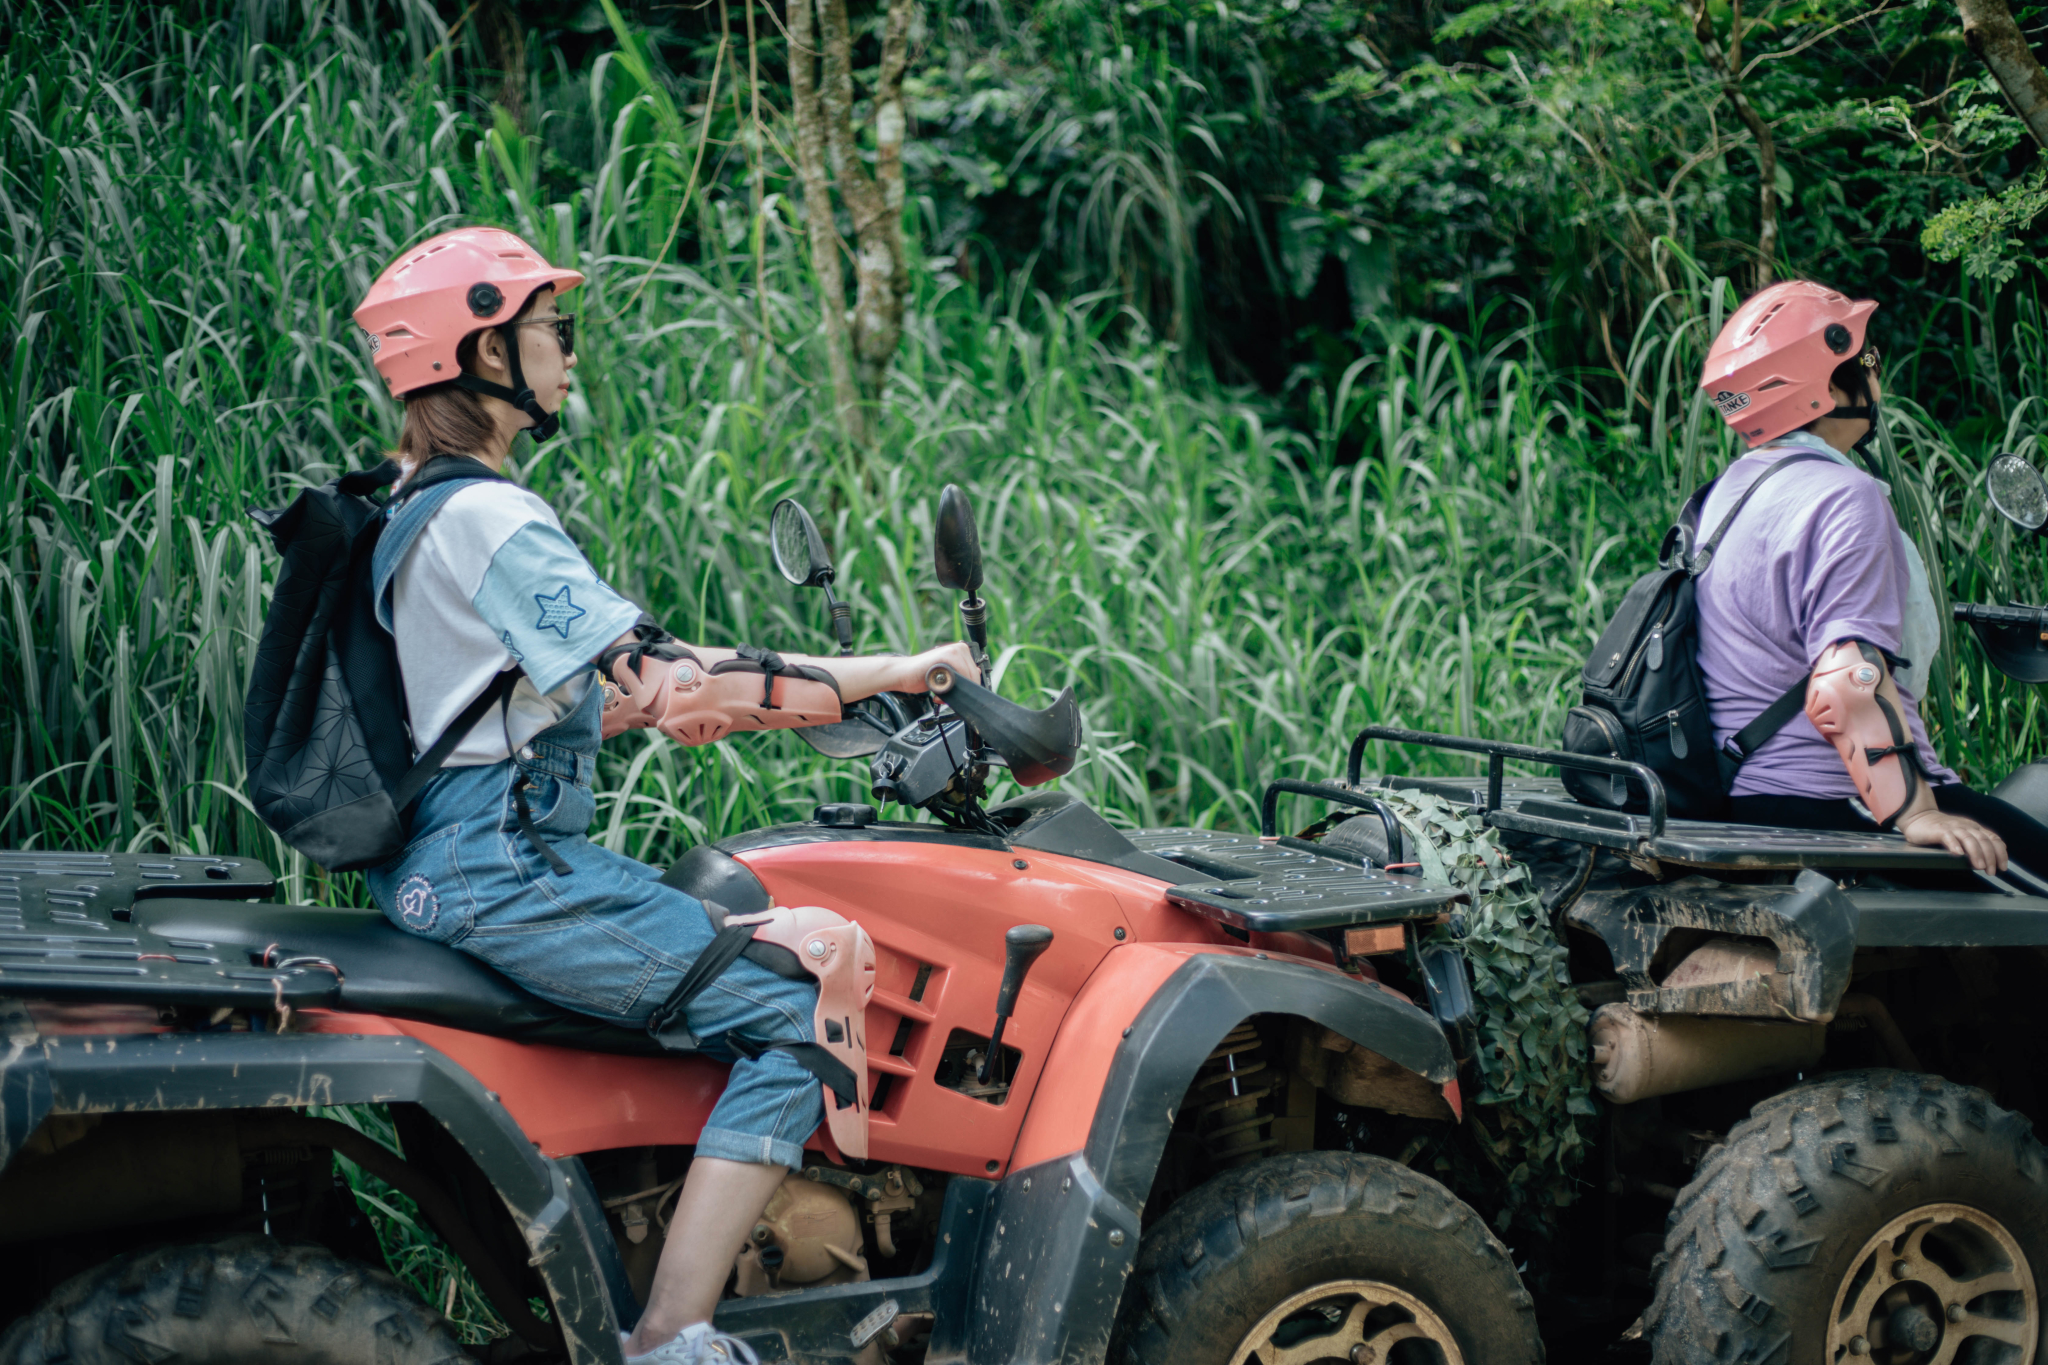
1953, 601, 2048, 627
981, 924, 1054, 1085
1259, 777, 1404, 852
995, 924, 1054, 1018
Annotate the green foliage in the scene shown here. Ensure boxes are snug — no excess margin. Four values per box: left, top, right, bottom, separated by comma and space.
311, 1105, 522, 1343
1923, 165, 2048, 286
1385, 789, 1597, 1242
4, 0, 2043, 884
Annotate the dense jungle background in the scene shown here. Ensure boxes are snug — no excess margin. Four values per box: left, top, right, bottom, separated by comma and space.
4, 0, 2048, 1344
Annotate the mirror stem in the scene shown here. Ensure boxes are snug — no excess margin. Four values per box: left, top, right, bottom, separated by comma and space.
823, 582, 854, 656
959, 592, 991, 679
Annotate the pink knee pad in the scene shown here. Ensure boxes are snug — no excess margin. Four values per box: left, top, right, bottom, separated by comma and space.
732, 906, 877, 1159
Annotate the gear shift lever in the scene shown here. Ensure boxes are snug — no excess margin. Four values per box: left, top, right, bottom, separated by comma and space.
980, 924, 1053, 1085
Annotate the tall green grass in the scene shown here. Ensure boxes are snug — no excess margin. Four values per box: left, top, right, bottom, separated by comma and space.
2, 0, 2043, 906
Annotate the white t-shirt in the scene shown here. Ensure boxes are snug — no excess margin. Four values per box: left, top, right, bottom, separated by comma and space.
389, 482, 642, 766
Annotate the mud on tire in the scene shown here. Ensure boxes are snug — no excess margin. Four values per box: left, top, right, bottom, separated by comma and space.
1646, 1070, 2048, 1364
0, 1235, 471, 1365
1108, 1150, 1543, 1364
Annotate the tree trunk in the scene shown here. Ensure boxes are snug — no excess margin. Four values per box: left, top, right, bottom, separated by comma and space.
817, 0, 914, 404
786, 0, 863, 444
477, 0, 528, 128
1692, 0, 1777, 291
1958, 0, 2048, 149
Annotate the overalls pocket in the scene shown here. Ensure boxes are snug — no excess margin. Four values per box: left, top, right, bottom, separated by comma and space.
368, 823, 475, 945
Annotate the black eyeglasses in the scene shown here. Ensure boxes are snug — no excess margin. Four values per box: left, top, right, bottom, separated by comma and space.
517, 314, 575, 356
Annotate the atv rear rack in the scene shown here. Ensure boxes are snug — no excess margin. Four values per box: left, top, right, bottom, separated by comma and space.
0, 851, 344, 1011
1345, 726, 2048, 888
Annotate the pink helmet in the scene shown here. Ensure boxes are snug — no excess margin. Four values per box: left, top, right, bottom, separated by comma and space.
353, 227, 583, 399
1699, 281, 1876, 447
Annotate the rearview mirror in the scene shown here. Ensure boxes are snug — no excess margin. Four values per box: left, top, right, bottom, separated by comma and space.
1987, 453, 2048, 535
934, 485, 983, 594
771, 498, 835, 587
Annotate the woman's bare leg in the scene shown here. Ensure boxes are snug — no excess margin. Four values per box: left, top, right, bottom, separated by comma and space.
624, 1157, 787, 1355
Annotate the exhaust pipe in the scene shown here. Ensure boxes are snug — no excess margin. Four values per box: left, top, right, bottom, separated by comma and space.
1590, 1003, 1824, 1105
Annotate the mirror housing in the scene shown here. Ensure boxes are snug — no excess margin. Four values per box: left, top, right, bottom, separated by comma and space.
771, 498, 836, 587
934, 485, 984, 594
1987, 453, 2048, 536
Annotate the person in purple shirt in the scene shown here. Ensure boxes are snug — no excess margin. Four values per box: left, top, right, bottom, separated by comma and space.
1694, 280, 2045, 878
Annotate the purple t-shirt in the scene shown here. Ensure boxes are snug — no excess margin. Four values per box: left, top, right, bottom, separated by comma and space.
1694, 443, 1955, 800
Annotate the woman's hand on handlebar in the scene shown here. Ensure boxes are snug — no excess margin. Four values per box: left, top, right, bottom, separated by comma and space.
794, 642, 980, 705
1896, 806, 2009, 873
891, 643, 981, 694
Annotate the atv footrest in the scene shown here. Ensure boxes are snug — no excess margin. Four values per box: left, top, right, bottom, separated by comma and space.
1126, 830, 1468, 933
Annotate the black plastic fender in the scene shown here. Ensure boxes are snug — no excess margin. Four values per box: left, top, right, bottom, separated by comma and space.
962, 951, 1456, 1365
19, 1025, 633, 1365
0, 1002, 51, 1175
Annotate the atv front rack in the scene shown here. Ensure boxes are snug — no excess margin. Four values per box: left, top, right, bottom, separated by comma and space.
1126, 828, 1469, 933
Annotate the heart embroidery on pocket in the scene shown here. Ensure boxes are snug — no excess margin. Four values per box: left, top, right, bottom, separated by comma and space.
396, 873, 439, 931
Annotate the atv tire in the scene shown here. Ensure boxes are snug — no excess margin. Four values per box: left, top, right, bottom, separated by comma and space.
1108, 1150, 1543, 1364
1646, 1070, 2048, 1364
0, 1235, 471, 1364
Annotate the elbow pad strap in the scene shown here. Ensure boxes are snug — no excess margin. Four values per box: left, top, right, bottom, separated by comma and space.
603, 644, 842, 746
710, 645, 844, 710
1805, 639, 1923, 828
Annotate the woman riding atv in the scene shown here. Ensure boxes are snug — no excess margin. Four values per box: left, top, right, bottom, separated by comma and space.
1694, 279, 2048, 878
352, 228, 976, 1365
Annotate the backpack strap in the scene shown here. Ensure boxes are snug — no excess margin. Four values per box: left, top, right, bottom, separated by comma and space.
1689, 451, 1832, 574
389, 668, 522, 815
1717, 676, 1809, 784
1692, 450, 1837, 781
370, 458, 511, 633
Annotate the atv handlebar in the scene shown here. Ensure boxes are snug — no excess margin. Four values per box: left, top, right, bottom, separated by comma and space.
1259, 778, 1405, 850
1344, 724, 1670, 836
1953, 601, 2048, 629
1953, 600, 2048, 685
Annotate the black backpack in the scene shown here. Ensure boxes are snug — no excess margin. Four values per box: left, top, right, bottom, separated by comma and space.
1559, 452, 1826, 819
244, 457, 515, 871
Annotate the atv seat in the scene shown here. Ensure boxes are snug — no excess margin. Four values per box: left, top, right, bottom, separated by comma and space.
127, 846, 789, 1054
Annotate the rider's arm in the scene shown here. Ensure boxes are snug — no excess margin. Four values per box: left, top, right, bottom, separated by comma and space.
594, 624, 977, 746
1806, 639, 2007, 871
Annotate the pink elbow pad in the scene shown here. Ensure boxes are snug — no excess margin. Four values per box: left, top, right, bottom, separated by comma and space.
1804, 639, 1921, 827
601, 645, 841, 746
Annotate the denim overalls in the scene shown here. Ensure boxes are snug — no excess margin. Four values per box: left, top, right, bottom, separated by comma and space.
365, 476, 822, 1170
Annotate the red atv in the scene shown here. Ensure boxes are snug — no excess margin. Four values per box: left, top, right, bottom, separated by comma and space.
0, 491, 1543, 1365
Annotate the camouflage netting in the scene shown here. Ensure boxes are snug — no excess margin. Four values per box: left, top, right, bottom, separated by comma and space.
1382, 788, 1599, 1242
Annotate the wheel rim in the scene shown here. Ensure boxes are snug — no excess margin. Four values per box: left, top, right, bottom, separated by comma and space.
1227, 1279, 1463, 1365
1827, 1202, 2038, 1365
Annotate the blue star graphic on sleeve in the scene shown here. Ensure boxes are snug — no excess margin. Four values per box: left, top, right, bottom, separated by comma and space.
533, 585, 588, 639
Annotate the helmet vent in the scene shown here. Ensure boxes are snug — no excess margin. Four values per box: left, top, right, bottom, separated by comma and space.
1744, 301, 1787, 339
385, 327, 412, 338
1757, 378, 1787, 391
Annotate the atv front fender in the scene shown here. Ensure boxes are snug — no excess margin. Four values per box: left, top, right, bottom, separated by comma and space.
23, 1026, 631, 1365
973, 946, 1454, 1365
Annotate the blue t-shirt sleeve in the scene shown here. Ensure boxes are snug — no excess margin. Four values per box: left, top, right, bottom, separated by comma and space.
470, 521, 643, 693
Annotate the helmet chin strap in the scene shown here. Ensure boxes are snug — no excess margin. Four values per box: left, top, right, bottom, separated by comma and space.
1829, 375, 1879, 460
452, 321, 562, 442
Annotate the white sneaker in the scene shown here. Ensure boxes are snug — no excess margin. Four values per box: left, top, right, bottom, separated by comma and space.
621, 1322, 761, 1365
